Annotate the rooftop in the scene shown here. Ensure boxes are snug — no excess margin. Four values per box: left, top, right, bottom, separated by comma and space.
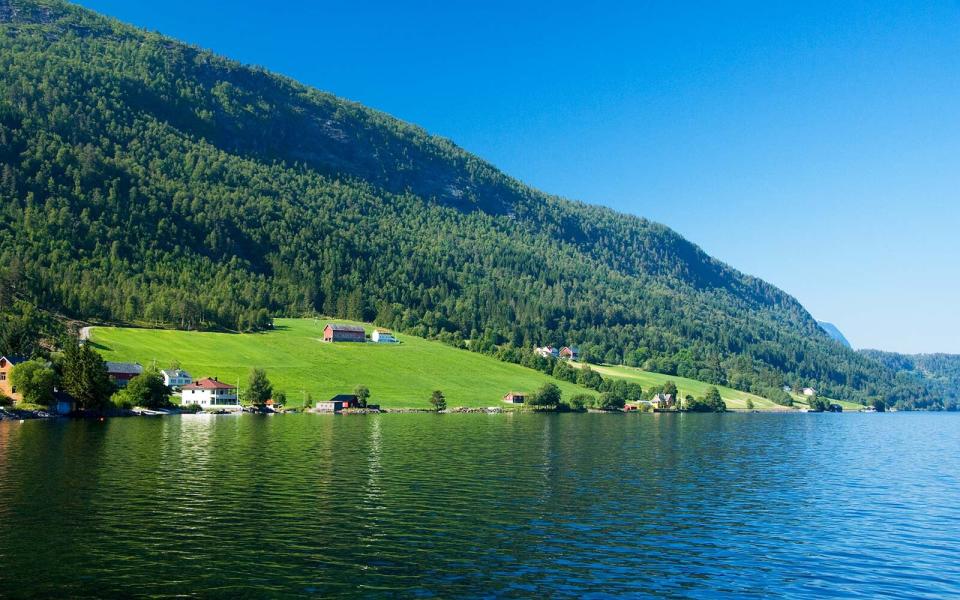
105, 361, 143, 373
182, 377, 235, 391
329, 394, 359, 402
326, 323, 365, 333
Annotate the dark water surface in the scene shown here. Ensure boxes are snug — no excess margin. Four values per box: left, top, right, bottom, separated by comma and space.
0, 413, 958, 598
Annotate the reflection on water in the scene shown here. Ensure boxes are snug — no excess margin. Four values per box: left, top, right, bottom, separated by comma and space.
0, 413, 958, 597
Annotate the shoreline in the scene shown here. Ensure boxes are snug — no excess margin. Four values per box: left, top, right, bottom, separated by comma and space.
1, 405, 882, 421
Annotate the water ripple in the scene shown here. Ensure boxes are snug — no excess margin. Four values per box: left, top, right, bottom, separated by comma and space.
0, 413, 958, 598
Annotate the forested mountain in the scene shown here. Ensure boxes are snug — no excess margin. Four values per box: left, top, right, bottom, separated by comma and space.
859, 350, 960, 410
0, 0, 949, 407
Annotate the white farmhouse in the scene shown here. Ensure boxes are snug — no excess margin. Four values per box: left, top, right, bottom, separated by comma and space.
535, 346, 559, 359
180, 377, 240, 410
372, 329, 397, 343
161, 368, 192, 389
802, 387, 817, 397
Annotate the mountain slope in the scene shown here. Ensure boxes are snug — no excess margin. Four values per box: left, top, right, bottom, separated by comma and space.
818, 322, 852, 348
859, 350, 959, 410
0, 0, 920, 405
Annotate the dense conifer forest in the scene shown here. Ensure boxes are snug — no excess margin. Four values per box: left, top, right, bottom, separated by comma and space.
0, 0, 955, 408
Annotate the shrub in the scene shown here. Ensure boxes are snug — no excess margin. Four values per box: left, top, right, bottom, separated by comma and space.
567, 393, 594, 411
686, 386, 726, 412
10, 360, 57, 406
529, 383, 562, 407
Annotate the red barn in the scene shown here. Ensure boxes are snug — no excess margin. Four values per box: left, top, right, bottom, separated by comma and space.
323, 323, 366, 343
105, 362, 143, 388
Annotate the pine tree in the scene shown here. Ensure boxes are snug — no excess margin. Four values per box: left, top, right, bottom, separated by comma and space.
430, 390, 446, 411
60, 340, 112, 411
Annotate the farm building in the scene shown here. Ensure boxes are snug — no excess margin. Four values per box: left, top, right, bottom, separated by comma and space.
503, 392, 526, 404
535, 346, 558, 359
315, 400, 344, 412
559, 346, 580, 361
0, 355, 26, 402
105, 362, 143, 388
315, 394, 361, 411
180, 377, 240, 410
372, 329, 397, 343
323, 323, 366, 343
161, 368, 192, 389
803, 387, 817, 397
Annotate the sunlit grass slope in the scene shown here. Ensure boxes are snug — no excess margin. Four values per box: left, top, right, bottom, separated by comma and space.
580, 363, 784, 410
90, 319, 594, 409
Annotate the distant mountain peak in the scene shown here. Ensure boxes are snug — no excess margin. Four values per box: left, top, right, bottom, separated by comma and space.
818, 322, 852, 348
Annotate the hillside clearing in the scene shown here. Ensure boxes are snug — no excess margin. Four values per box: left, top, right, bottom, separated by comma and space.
90, 319, 595, 409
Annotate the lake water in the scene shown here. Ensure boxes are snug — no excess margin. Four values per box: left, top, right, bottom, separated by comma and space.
0, 413, 958, 598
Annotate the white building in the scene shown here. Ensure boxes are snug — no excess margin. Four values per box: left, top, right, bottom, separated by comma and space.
803, 387, 817, 397
535, 346, 559, 359
372, 329, 397, 343
180, 377, 240, 410
161, 369, 192, 389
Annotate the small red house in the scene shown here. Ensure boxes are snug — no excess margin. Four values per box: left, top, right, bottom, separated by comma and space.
559, 346, 580, 361
503, 392, 526, 404
323, 323, 366, 343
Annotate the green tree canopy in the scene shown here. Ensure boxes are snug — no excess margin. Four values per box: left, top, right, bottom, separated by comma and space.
529, 382, 562, 407
59, 340, 113, 411
354, 385, 370, 408
122, 368, 170, 409
243, 368, 273, 407
10, 359, 56, 406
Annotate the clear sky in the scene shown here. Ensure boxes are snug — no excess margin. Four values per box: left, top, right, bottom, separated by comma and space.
74, 0, 960, 354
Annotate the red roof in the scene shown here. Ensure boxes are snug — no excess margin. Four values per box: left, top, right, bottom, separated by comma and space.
182, 378, 235, 391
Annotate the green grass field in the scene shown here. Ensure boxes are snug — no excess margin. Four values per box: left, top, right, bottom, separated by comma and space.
91, 318, 869, 412
578, 363, 786, 410
584, 363, 867, 411
90, 319, 596, 409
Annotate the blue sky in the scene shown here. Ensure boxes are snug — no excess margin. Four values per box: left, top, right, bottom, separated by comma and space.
75, 1, 960, 354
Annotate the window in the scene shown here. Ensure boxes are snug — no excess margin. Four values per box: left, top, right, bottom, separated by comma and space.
0, 372, 5, 381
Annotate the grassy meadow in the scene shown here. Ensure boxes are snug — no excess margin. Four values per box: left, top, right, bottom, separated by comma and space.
91, 318, 867, 412
90, 319, 595, 409
581, 363, 785, 410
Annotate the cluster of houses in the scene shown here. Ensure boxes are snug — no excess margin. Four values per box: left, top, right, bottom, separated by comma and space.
625, 393, 677, 412
534, 345, 580, 361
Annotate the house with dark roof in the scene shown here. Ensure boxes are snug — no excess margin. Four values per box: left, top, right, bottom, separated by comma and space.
180, 377, 240, 410
315, 393, 361, 412
503, 391, 526, 404
323, 323, 366, 343
105, 362, 143, 388
0, 356, 27, 402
